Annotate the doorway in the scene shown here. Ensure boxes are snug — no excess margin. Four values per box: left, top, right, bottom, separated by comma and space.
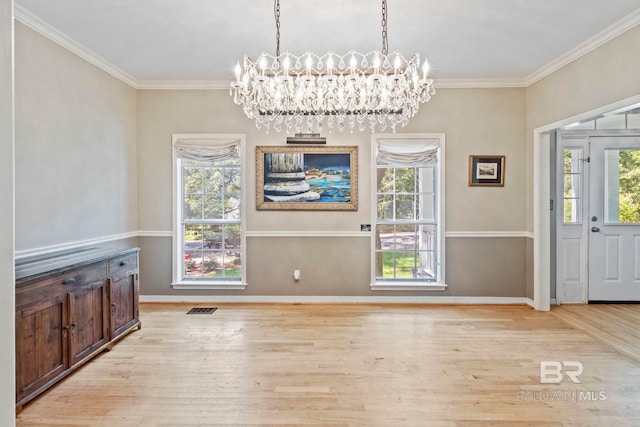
556, 130, 640, 303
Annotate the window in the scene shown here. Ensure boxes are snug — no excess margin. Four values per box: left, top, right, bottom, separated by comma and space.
563, 148, 583, 224
172, 135, 246, 289
371, 134, 446, 290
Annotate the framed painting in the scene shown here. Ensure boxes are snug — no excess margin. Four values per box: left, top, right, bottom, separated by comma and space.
256, 145, 358, 210
468, 155, 505, 187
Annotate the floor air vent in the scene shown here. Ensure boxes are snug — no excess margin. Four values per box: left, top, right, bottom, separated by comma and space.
186, 307, 217, 314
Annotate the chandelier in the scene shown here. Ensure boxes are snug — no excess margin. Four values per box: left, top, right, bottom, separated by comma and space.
230, 0, 435, 133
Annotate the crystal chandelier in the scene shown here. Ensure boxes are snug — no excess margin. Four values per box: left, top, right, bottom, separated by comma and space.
230, 0, 435, 133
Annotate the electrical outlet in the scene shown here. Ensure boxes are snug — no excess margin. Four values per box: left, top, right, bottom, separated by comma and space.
293, 270, 301, 281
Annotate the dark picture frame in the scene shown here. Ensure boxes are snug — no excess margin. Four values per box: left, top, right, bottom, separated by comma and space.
468, 155, 505, 187
256, 145, 358, 210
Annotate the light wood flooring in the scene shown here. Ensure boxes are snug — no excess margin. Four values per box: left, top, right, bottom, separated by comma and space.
16, 303, 640, 426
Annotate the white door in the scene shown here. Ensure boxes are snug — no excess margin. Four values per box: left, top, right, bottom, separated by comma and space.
588, 136, 640, 301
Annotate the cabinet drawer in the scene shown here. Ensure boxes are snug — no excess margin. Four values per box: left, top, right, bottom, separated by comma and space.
108, 253, 138, 275
16, 263, 107, 306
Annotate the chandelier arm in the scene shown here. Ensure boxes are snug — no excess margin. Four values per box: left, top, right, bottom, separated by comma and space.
381, 0, 388, 56
275, 0, 281, 58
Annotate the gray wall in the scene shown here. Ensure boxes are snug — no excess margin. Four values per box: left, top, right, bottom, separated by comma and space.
137, 88, 529, 297
14, 22, 138, 252
0, 0, 14, 424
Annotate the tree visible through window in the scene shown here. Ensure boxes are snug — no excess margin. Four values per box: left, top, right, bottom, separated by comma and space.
173, 135, 244, 285
182, 159, 241, 279
373, 136, 442, 284
618, 149, 640, 223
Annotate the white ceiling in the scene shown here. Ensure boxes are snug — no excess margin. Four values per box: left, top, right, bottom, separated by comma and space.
14, 0, 640, 86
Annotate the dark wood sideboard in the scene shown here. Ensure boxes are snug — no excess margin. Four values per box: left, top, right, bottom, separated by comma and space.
15, 247, 141, 409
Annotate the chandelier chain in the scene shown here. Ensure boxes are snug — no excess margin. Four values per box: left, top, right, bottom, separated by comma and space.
275, 0, 281, 58
382, 0, 388, 56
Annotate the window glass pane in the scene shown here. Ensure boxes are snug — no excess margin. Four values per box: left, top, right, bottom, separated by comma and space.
203, 169, 223, 194
184, 224, 203, 278
225, 196, 241, 220
203, 225, 222, 250
376, 224, 396, 250
417, 194, 435, 222
567, 121, 595, 130
420, 167, 434, 193
377, 167, 395, 193
377, 195, 393, 220
395, 195, 415, 220
225, 168, 241, 193
225, 225, 242, 251
563, 149, 581, 173
605, 149, 640, 223
627, 112, 640, 129
203, 194, 222, 219
201, 251, 220, 276
596, 114, 626, 130
393, 251, 416, 278
563, 174, 581, 198
394, 168, 416, 193
184, 168, 203, 194
563, 149, 582, 224
184, 195, 203, 220
224, 226, 242, 277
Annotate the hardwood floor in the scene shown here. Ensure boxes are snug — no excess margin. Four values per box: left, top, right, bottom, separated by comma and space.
16, 303, 640, 426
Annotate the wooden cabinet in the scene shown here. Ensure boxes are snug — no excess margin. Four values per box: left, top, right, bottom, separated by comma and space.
108, 252, 139, 340
15, 248, 140, 409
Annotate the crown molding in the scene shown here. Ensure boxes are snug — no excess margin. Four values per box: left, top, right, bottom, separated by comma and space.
14, 4, 139, 88
525, 7, 640, 86
136, 80, 229, 90
434, 78, 526, 89
15, 4, 640, 91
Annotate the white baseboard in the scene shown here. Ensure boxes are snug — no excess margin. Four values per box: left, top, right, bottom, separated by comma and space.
526, 297, 557, 308
140, 295, 529, 304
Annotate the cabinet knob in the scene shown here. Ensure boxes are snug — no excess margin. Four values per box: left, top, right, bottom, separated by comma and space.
120, 261, 129, 266
71, 322, 77, 327
63, 277, 76, 285
63, 325, 69, 330
111, 303, 116, 307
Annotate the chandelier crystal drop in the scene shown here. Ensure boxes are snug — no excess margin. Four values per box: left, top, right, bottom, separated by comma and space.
230, 0, 435, 133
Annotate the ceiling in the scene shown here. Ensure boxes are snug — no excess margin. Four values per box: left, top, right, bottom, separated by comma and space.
14, 0, 640, 86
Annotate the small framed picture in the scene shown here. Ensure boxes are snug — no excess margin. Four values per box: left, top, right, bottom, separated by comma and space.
468, 155, 505, 187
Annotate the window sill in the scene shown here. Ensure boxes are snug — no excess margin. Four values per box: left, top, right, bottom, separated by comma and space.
370, 282, 447, 291
171, 281, 247, 290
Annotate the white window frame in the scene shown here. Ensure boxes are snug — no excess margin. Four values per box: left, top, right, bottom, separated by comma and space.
370, 133, 446, 291
171, 134, 247, 289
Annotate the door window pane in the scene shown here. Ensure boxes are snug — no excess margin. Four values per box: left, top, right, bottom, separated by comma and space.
563, 149, 582, 223
605, 149, 640, 224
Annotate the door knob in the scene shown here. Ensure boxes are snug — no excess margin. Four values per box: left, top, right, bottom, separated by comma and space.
591, 226, 600, 232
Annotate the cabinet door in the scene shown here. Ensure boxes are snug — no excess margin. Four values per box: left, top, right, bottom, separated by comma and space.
16, 295, 68, 404
68, 279, 109, 365
109, 269, 139, 340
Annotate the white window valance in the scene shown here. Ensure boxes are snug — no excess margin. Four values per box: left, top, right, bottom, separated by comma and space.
376, 138, 440, 166
175, 138, 239, 163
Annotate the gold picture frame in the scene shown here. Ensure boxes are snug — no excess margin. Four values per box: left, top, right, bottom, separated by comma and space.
256, 145, 358, 210
468, 155, 505, 187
